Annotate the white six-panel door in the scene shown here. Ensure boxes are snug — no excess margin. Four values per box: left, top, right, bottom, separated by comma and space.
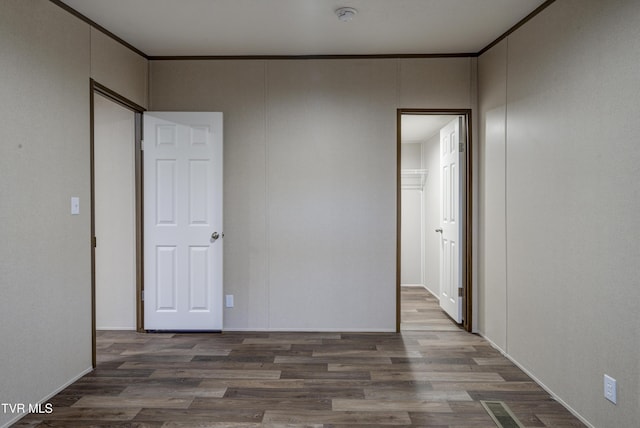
143, 112, 223, 330
439, 117, 463, 323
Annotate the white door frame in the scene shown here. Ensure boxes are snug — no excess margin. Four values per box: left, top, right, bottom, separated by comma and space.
90, 79, 145, 368
396, 109, 473, 332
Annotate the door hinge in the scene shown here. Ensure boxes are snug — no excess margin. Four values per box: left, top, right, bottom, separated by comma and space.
140, 140, 144, 151
459, 142, 464, 152
141, 290, 144, 301
458, 287, 464, 297
92, 236, 97, 247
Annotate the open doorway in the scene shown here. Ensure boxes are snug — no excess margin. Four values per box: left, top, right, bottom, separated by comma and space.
94, 92, 137, 332
90, 80, 145, 367
397, 109, 472, 332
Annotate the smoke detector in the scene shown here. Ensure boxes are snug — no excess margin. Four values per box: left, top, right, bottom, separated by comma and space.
335, 7, 358, 22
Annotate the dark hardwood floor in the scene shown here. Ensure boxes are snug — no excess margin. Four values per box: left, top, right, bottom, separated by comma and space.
14, 287, 586, 427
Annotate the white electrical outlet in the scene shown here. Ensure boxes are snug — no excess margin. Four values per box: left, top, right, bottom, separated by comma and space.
225, 295, 234, 308
604, 374, 617, 404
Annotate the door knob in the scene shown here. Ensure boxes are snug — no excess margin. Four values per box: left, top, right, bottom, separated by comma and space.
211, 232, 220, 240
435, 228, 443, 233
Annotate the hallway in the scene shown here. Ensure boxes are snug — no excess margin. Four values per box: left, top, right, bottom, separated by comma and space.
400, 286, 463, 332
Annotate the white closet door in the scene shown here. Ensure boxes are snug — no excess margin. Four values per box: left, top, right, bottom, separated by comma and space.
143, 112, 223, 330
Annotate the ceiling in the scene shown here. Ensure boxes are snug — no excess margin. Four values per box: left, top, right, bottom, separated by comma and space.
401, 115, 455, 143
59, 0, 546, 57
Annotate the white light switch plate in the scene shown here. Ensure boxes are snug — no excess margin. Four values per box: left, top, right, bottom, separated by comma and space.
71, 197, 80, 215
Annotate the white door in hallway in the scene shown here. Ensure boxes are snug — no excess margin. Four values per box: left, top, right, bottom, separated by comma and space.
143, 112, 223, 330
438, 117, 464, 323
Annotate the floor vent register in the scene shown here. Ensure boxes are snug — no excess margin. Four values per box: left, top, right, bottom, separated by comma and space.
480, 400, 525, 428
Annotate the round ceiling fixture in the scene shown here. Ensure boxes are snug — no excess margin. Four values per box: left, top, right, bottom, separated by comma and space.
335, 7, 358, 22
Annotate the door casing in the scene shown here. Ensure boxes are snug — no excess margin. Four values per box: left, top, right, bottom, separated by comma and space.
396, 108, 473, 332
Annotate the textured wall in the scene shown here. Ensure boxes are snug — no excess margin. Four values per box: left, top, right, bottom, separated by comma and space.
150, 57, 473, 330
478, 39, 508, 350
91, 28, 148, 108
477, 1, 640, 426
0, 2, 91, 426
0, 1, 147, 426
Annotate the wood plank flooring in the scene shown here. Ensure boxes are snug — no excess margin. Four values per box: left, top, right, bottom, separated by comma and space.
14, 287, 586, 427
400, 286, 462, 332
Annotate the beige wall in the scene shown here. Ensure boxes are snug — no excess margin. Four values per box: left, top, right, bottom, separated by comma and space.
0, 3, 91, 426
91, 28, 148, 109
477, 1, 640, 426
150, 58, 473, 330
0, 1, 147, 426
478, 40, 508, 350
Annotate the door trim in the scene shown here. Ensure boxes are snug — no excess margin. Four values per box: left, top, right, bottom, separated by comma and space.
396, 108, 473, 332
90, 79, 145, 368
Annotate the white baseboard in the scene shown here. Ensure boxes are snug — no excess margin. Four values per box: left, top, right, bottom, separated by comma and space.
480, 334, 594, 428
